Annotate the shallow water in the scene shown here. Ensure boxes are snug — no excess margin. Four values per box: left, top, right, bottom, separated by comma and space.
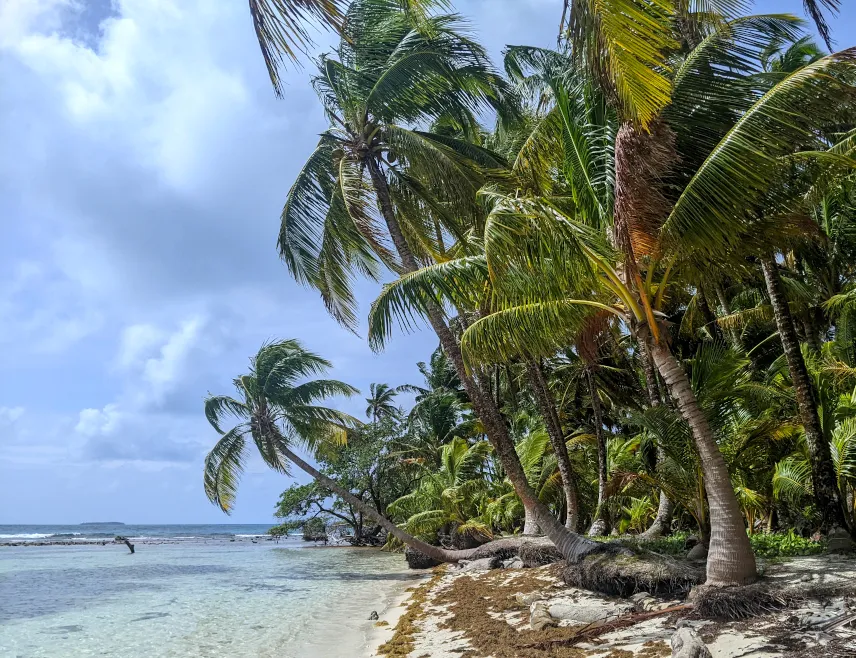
0, 541, 418, 657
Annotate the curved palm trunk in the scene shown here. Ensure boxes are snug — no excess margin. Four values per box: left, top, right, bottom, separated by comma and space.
279, 444, 472, 563
637, 340, 673, 538
760, 254, 849, 535
527, 360, 580, 531
366, 158, 607, 561
647, 338, 757, 586
585, 367, 609, 537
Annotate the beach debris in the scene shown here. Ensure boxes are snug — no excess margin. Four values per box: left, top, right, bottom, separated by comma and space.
529, 601, 556, 630
501, 556, 524, 569
670, 626, 712, 657
514, 590, 546, 607
368, 611, 379, 620
458, 557, 498, 572
114, 536, 135, 554
547, 598, 632, 623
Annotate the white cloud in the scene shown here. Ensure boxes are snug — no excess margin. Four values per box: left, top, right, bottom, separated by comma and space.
140, 316, 205, 403
0, 406, 25, 423
75, 403, 122, 437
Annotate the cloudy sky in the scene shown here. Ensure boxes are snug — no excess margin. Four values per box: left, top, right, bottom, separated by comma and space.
1, 0, 853, 525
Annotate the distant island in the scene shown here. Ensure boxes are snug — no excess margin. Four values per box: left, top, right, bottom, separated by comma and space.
79, 522, 125, 526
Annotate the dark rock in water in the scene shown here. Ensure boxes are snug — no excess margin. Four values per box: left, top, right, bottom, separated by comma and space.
519, 538, 563, 567
130, 612, 171, 622
368, 611, 379, 620
405, 546, 441, 570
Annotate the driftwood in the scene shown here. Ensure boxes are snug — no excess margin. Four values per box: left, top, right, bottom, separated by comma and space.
519, 603, 693, 650
115, 536, 135, 554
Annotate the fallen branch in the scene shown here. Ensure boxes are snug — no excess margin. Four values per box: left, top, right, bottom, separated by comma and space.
518, 603, 693, 650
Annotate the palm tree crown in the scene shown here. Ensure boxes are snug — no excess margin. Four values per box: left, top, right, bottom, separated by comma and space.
203, 339, 360, 512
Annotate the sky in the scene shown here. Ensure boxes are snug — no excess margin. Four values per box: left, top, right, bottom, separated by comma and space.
1, 0, 854, 525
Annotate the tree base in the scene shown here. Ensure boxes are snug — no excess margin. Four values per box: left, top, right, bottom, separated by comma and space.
689, 577, 856, 619
563, 551, 704, 597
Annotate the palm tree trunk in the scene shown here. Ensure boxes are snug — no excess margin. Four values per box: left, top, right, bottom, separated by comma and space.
647, 337, 757, 586
526, 360, 580, 531
585, 367, 609, 537
366, 157, 608, 561
760, 254, 849, 534
637, 337, 674, 538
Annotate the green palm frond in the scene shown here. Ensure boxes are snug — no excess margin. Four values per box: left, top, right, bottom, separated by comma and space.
368, 256, 489, 351
204, 426, 250, 513
462, 298, 620, 366
204, 395, 250, 434
772, 456, 813, 502
249, 0, 346, 96
564, 0, 678, 127
661, 49, 856, 260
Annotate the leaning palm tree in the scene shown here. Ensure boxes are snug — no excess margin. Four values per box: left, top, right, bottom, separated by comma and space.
279, 0, 607, 561
365, 382, 399, 424
202, 339, 480, 562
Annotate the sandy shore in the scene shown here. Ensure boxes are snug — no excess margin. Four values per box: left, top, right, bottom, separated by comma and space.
364, 572, 432, 657
369, 554, 856, 657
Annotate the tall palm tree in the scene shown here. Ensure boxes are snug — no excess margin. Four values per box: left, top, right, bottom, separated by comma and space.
202, 339, 477, 563
753, 41, 852, 535
365, 382, 399, 424
279, 0, 607, 560
542, 5, 856, 586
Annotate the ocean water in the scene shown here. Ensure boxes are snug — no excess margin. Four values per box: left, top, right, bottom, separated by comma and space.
0, 523, 280, 543
0, 526, 419, 657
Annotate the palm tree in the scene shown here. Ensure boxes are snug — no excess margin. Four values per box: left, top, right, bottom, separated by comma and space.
279, 0, 607, 560
540, 5, 856, 586
365, 382, 399, 424
389, 437, 493, 548
202, 339, 476, 563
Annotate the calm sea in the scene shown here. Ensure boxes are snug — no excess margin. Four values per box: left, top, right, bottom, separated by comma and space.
0, 525, 418, 657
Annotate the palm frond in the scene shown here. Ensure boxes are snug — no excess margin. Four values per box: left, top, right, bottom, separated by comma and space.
661, 49, 856, 260
249, 0, 346, 96
204, 426, 250, 513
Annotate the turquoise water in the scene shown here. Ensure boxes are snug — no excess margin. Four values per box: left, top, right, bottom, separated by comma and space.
0, 541, 417, 657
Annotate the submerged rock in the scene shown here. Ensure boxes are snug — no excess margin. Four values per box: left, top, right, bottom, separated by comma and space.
670, 626, 712, 658
368, 611, 379, 620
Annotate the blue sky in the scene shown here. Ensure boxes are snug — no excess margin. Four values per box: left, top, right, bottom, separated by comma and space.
1, 0, 853, 524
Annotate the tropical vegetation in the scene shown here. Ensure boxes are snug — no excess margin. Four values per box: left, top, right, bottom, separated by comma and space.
203, 0, 856, 590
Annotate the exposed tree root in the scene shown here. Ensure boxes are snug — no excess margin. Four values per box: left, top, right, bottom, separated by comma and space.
518, 537, 564, 567
691, 580, 856, 620
563, 551, 705, 597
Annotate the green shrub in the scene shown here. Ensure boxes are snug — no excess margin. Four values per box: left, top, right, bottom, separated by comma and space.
748, 530, 825, 558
